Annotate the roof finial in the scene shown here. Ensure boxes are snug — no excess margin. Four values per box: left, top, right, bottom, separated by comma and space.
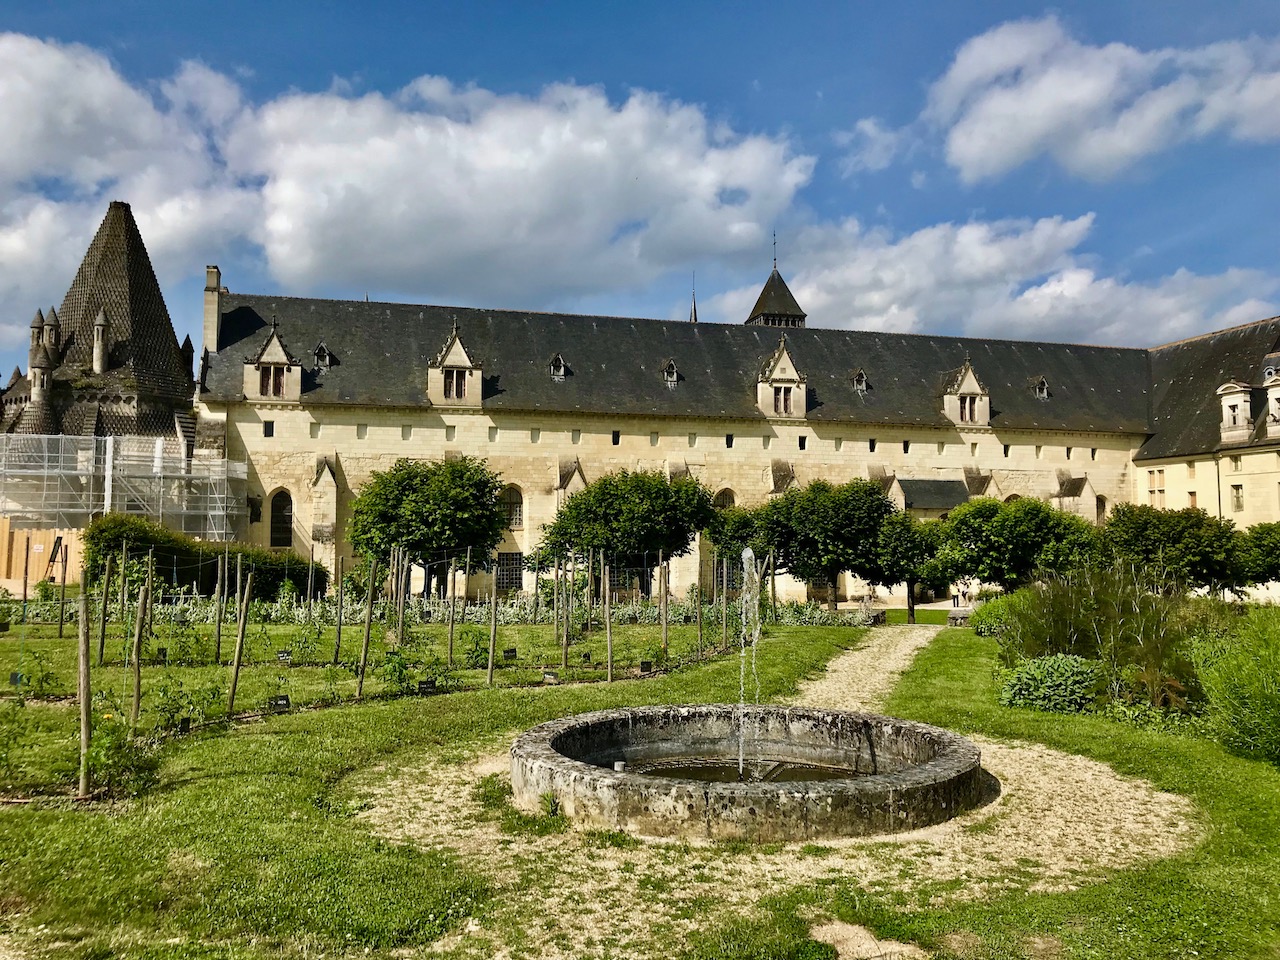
270, 314, 279, 332
772, 231, 777, 270
451, 315, 459, 336
689, 272, 698, 324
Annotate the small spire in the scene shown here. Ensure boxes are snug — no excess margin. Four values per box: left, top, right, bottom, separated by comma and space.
689, 273, 698, 324
270, 314, 279, 332
46, 306, 59, 326
94, 307, 108, 327
772, 231, 777, 269
30, 308, 44, 329
451, 315, 459, 336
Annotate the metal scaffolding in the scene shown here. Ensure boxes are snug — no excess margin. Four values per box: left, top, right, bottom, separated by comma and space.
0, 434, 247, 540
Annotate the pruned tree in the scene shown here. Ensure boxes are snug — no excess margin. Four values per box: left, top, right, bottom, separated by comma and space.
540, 470, 714, 574
1102, 503, 1245, 593
348, 456, 506, 580
756, 479, 894, 610
943, 496, 1096, 592
877, 512, 944, 624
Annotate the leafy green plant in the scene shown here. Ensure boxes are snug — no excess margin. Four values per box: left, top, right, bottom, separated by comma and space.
25, 650, 60, 696
34, 579, 56, 603
999, 654, 1103, 713
1192, 607, 1280, 762
462, 627, 488, 670
379, 650, 415, 695
89, 694, 160, 797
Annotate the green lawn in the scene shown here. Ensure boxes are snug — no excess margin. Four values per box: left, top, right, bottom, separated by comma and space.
689, 628, 1280, 960
0, 625, 861, 958
3, 624, 1278, 959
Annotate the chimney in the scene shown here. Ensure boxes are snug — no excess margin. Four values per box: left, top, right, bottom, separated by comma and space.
204, 265, 223, 356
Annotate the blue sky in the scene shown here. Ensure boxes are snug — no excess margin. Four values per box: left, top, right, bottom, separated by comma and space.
2, 0, 1279, 375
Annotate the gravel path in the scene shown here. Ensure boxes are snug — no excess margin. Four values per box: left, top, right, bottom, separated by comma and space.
791, 624, 942, 712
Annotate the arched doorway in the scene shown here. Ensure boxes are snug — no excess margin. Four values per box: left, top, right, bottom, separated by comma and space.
713, 488, 736, 509
270, 490, 293, 548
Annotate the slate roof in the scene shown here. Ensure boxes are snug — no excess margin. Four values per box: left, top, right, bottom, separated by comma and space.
204, 292, 1153, 434
898, 479, 971, 510
55, 201, 190, 402
1138, 316, 1280, 460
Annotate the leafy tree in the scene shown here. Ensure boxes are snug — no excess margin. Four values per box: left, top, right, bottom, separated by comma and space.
540, 470, 714, 571
1101, 503, 1245, 593
704, 504, 767, 566
348, 456, 506, 569
1242, 521, 1280, 584
943, 497, 1095, 591
877, 512, 944, 623
758, 479, 894, 610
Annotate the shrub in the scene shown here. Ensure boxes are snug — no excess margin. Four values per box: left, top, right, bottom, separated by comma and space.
1192, 608, 1280, 762
88, 696, 161, 797
969, 594, 1019, 637
999, 654, 1103, 713
83, 513, 328, 600
379, 650, 415, 695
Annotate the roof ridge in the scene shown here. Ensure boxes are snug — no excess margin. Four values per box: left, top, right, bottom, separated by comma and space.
1152, 314, 1280, 351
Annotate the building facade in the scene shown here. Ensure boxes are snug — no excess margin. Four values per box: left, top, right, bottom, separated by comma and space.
7, 202, 1280, 599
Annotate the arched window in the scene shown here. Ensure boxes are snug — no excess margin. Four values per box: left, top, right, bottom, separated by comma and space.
270, 490, 293, 548
501, 486, 524, 529
713, 488, 736, 509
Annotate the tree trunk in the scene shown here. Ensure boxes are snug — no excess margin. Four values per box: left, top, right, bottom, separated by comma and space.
828, 574, 837, 613
906, 578, 917, 625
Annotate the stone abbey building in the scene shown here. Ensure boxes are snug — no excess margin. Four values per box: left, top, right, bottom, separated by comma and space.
6, 201, 1280, 597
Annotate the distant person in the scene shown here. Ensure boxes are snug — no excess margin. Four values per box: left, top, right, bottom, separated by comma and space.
951, 587, 960, 607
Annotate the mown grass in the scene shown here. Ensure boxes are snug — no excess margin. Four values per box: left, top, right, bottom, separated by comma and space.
687, 628, 1280, 959
0, 625, 860, 957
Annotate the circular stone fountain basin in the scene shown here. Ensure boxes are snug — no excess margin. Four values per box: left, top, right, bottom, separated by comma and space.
510, 704, 985, 841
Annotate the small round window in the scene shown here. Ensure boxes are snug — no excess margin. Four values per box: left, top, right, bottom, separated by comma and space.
1265, 366, 1276, 381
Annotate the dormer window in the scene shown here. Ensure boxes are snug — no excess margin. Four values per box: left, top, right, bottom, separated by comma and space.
1034, 377, 1049, 400
852, 369, 868, 395
314, 341, 335, 372
444, 368, 467, 400
550, 354, 567, 382
663, 359, 679, 389
259, 365, 287, 398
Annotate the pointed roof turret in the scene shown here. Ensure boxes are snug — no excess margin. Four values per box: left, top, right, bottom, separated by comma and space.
745, 268, 806, 328
30, 308, 44, 330
7, 366, 22, 389
55, 201, 188, 400
30, 343, 54, 370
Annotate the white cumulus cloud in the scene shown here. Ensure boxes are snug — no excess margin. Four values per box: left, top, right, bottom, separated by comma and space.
845, 16, 1280, 182
707, 213, 1277, 346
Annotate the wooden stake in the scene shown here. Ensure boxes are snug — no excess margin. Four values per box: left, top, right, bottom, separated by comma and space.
130, 584, 148, 734
77, 578, 91, 798
769, 548, 778, 622
604, 556, 613, 683
486, 568, 498, 687
235, 553, 242, 613
213, 553, 224, 664
227, 572, 254, 715
306, 544, 315, 622
21, 534, 29, 622
585, 546, 594, 631
659, 550, 668, 654
97, 554, 112, 667
446, 557, 457, 667
721, 558, 729, 651
562, 555, 573, 669
118, 542, 128, 627
695, 556, 703, 656
356, 557, 376, 699
333, 555, 344, 665
145, 548, 155, 641
531, 556, 541, 626
58, 543, 69, 638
